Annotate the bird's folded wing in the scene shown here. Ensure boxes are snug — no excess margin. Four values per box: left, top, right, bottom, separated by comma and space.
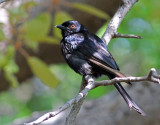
77, 41, 125, 77
88, 58, 125, 77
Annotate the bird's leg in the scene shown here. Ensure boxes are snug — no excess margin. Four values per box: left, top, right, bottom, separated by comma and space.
79, 76, 88, 91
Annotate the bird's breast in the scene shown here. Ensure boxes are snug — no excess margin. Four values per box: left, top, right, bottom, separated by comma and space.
63, 33, 85, 53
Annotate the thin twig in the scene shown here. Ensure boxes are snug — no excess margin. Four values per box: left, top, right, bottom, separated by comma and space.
24, 99, 75, 125
113, 32, 142, 39
95, 69, 160, 88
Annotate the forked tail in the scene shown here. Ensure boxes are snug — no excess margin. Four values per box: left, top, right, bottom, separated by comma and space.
114, 83, 146, 116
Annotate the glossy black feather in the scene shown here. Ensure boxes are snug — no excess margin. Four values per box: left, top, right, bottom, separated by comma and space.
56, 20, 146, 116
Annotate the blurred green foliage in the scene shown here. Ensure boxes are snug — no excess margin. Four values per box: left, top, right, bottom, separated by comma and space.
0, 45, 19, 87
72, 3, 110, 20
28, 57, 59, 88
23, 12, 59, 44
0, 0, 109, 90
0, 25, 6, 41
0, 0, 159, 124
53, 11, 73, 38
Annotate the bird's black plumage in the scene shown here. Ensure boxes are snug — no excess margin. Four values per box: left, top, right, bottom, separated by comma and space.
56, 20, 145, 116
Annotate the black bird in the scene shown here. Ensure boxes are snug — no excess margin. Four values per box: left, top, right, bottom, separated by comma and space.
56, 20, 146, 116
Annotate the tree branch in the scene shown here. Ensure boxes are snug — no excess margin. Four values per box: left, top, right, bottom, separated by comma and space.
64, 76, 90, 125
25, 68, 160, 125
94, 68, 160, 88
113, 32, 142, 39
0, 0, 9, 4
101, 0, 139, 45
25, 76, 95, 125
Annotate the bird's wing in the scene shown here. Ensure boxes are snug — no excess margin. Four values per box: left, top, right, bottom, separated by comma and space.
77, 33, 125, 77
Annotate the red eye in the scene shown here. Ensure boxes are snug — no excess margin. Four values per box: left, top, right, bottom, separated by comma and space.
70, 24, 75, 28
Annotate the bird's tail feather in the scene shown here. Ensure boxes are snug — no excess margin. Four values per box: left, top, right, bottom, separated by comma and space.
89, 58, 146, 115
114, 83, 146, 116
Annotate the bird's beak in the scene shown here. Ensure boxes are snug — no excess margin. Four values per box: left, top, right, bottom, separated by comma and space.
56, 25, 66, 30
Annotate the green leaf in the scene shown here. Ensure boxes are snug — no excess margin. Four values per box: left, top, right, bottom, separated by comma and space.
27, 57, 59, 88
0, 45, 19, 87
0, 45, 15, 69
25, 41, 39, 51
23, 13, 51, 42
20, 1, 37, 11
53, 11, 73, 38
72, 3, 110, 20
25, 37, 59, 51
0, 29, 6, 41
5, 72, 18, 88
8, 7, 27, 24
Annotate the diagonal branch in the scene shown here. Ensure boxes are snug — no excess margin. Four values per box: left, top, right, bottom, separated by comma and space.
64, 76, 92, 125
101, 0, 139, 45
25, 68, 160, 125
25, 76, 95, 125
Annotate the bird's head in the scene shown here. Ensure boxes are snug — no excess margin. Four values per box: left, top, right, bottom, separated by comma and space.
56, 20, 88, 37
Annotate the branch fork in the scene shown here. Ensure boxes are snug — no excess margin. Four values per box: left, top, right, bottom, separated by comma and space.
147, 68, 160, 84
25, 68, 160, 125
